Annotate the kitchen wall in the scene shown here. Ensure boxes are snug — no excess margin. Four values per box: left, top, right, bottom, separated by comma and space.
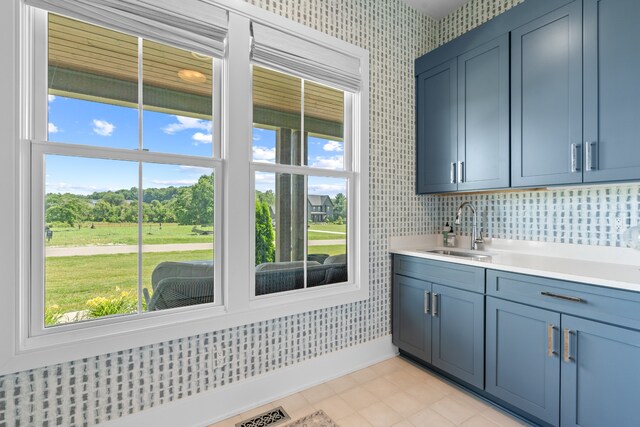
435, 0, 640, 247
0, 1, 437, 425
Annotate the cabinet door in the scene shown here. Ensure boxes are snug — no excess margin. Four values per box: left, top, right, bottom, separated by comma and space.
431, 284, 484, 389
561, 316, 640, 427
392, 274, 432, 363
416, 59, 457, 194
511, 1, 582, 187
457, 34, 510, 191
486, 298, 560, 426
583, 0, 640, 183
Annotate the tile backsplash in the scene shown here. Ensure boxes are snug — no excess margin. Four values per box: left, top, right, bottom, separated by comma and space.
437, 185, 640, 247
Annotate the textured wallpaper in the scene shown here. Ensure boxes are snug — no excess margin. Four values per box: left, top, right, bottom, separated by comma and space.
3, 0, 638, 425
0, 1, 437, 426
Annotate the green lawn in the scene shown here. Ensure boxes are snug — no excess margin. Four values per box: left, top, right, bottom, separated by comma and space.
308, 223, 347, 233
307, 223, 347, 241
308, 245, 347, 256
45, 249, 214, 313
45, 243, 346, 314
46, 223, 213, 247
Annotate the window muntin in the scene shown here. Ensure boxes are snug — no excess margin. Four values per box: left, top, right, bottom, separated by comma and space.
38, 13, 219, 329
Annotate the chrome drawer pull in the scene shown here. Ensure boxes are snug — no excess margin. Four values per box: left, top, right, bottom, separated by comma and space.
563, 328, 575, 362
450, 162, 456, 183
547, 324, 558, 357
432, 293, 438, 317
424, 291, 431, 314
541, 291, 584, 303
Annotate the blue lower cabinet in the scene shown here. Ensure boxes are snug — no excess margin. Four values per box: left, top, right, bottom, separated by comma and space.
560, 315, 640, 427
486, 297, 560, 426
431, 284, 484, 389
392, 274, 432, 363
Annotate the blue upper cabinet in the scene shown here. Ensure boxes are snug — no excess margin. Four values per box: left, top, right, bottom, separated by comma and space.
416, 35, 509, 194
511, 1, 583, 187
416, 59, 458, 194
583, 0, 640, 183
457, 35, 510, 191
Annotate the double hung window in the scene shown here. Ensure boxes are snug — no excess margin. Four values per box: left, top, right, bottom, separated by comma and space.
3, 0, 368, 375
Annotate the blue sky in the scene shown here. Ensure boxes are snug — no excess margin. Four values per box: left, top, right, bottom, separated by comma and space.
47, 95, 346, 197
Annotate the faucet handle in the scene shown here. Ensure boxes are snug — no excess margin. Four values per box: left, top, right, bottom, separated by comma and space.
474, 231, 485, 251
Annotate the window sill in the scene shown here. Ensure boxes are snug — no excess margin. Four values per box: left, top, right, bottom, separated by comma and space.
2, 280, 368, 376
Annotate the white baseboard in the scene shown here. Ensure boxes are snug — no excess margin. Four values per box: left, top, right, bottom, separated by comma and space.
102, 336, 398, 427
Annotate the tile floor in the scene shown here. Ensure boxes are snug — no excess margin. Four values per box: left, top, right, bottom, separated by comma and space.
209, 356, 529, 427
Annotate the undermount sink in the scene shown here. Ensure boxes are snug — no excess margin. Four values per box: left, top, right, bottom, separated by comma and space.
419, 249, 492, 262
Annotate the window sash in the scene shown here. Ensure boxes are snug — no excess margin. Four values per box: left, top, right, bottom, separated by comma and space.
249, 163, 355, 299
29, 141, 223, 337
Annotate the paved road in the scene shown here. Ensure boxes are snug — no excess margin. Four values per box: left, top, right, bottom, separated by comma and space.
46, 243, 214, 257
46, 239, 346, 257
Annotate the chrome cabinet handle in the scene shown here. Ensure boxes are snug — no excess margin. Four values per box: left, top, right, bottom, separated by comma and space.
541, 291, 584, 303
431, 293, 438, 317
450, 162, 457, 184
424, 291, 431, 314
563, 328, 575, 362
585, 141, 596, 172
457, 161, 464, 183
570, 143, 580, 173
548, 324, 558, 357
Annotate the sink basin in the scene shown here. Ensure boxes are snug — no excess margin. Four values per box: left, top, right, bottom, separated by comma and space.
419, 249, 492, 262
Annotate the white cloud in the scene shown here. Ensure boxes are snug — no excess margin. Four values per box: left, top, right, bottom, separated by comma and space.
252, 146, 276, 162
163, 115, 211, 134
92, 119, 115, 136
48, 123, 60, 134
322, 140, 343, 152
310, 156, 344, 170
192, 132, 213, 144
179, 165, 212, 174
46, 181, 102, 195
48, 94, 56, 102
308, 182, 346, 197
151, 179, 198, 187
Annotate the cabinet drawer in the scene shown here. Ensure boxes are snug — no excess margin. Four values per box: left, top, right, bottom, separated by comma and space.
394, 255, 484, 293
487, 270, 640, 331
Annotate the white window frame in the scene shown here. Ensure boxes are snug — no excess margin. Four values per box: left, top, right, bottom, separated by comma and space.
0, 0, 369, 376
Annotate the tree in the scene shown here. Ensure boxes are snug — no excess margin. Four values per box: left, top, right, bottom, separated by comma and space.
45, 194, 91, 226
173, 174, 214, 226
332, 193, 346, 222
255, 200, 275, 265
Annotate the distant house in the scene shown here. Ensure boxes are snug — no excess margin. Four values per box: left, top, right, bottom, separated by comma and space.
307, 195, 333, 223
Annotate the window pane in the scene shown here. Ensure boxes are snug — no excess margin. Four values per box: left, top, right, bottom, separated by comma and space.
305, 82, 345, 170
255, 171, 305, 295
252, 66, 302, 165
141, 164, 214, 311
47, 14, 138, 149
143, 40, 213, 157
307, 176, 348, 286
44, 155, 139, 327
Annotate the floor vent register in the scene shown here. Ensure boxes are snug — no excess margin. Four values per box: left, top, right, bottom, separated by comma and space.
235, 406, 291, 427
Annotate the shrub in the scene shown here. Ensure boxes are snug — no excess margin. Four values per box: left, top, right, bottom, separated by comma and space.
86, 288, 137, 318
44, 304, 64, 326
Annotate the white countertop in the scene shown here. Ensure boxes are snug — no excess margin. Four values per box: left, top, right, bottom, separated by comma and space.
389, 235, 640, 293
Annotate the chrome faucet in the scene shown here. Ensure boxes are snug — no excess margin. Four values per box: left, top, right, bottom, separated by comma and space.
454, 202, 484, 250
